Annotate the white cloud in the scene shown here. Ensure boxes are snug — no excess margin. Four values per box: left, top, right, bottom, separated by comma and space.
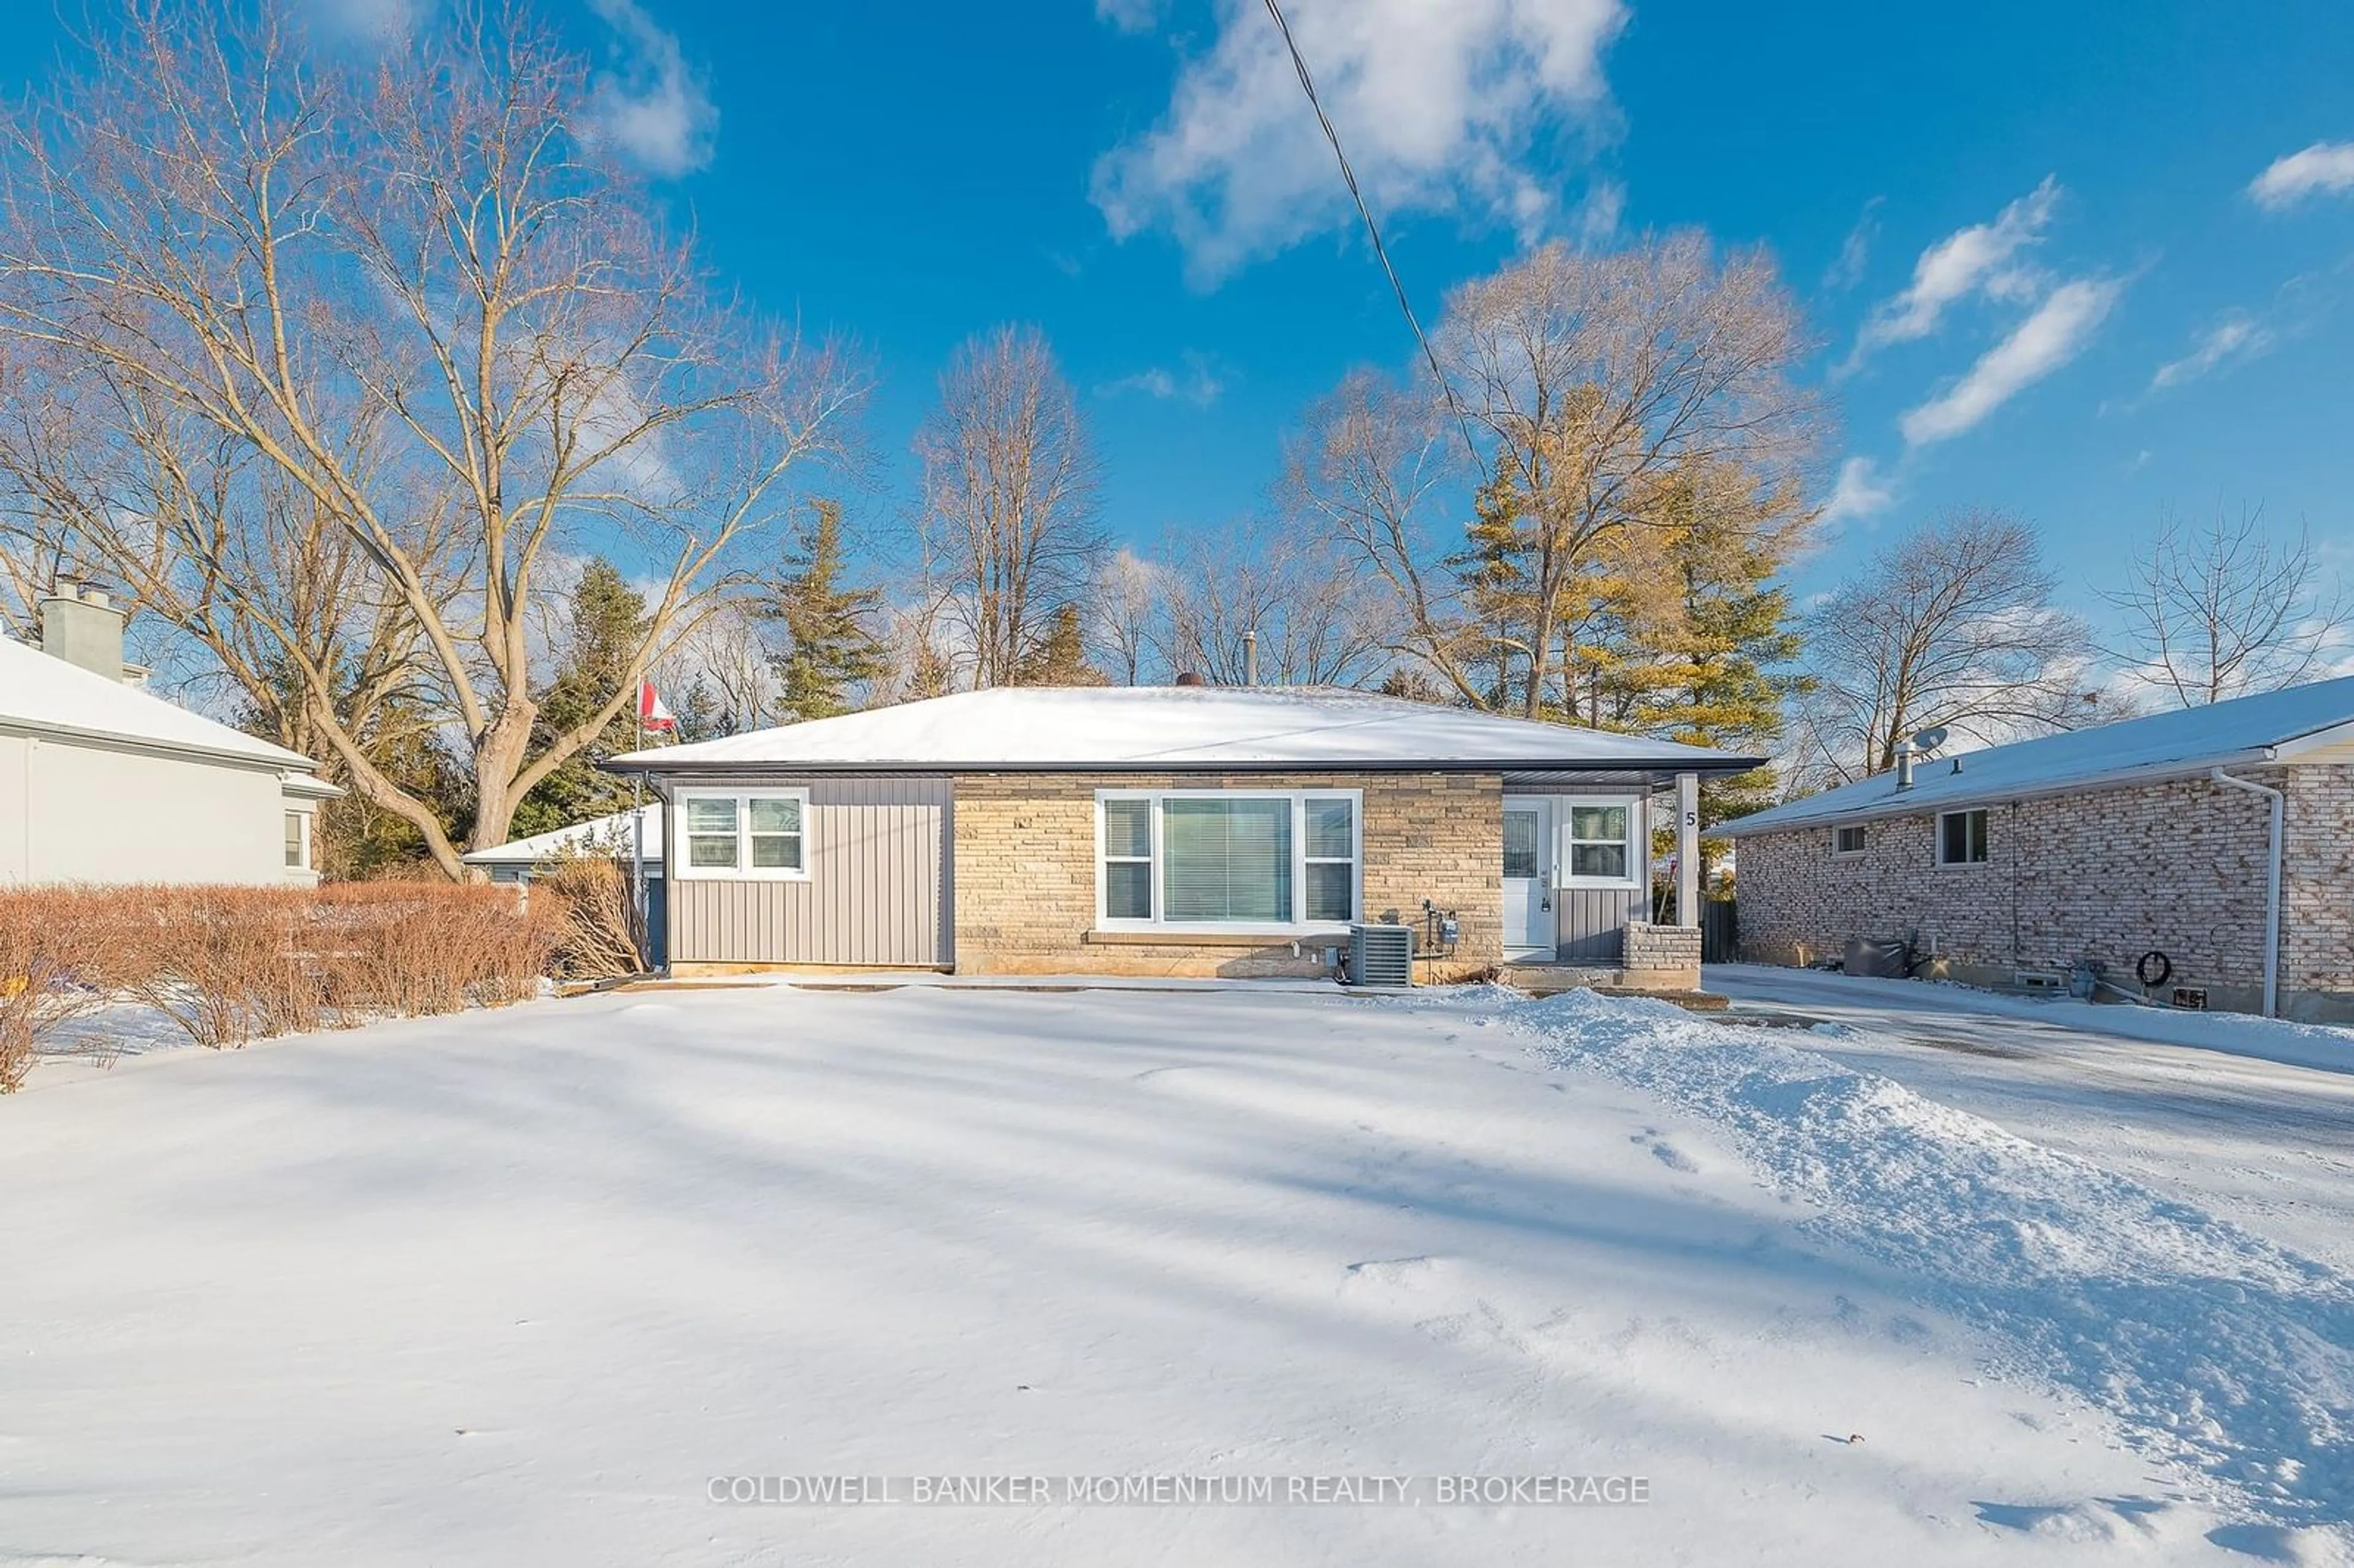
586, 0, 717, 178
2149, 311, 2272, 391
301, 0, 423, 41
1097, 352, 1227, 407
1095, 0, 1165, 33
1092, 0, 1629, 284
1822, 196, 1882, 292
1821, 456, 1894, 523
2249, 142, 2354, 210
1848, 178, 2060, 365
1899, 276, 2124, 446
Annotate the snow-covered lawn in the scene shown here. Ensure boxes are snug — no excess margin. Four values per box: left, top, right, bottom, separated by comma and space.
1, 983, 2348, 1566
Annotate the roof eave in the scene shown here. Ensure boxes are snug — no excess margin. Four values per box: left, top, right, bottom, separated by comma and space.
601, 754, 1767, 778
1716, 746, 2282, 836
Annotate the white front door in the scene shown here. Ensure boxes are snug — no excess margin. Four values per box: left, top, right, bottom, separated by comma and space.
1501, 801, 1555, 960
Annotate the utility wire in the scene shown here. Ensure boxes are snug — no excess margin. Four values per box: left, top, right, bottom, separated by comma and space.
1260, 0, 1483, 465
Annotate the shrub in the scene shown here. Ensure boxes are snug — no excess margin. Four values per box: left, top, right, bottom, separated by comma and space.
535, 857, 647, 981
0, 888, 132, 1089
0, 879, 571, 1089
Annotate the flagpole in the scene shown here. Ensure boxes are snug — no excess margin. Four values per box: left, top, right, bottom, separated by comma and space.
631, 683, 646, 969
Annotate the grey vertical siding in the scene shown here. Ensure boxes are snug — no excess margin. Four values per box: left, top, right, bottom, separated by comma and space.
671, 776, 952, 966
1555, 888, 1636, 962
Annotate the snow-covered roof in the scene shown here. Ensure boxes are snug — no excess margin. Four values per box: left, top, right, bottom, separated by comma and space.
1720, 675, 2354, 836
605, 685, 1761, 777
460, 805, 661, 867
0, 634, 335, 788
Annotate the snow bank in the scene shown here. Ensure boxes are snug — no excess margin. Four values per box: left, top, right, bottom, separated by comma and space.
1503, 989, 2354, 1534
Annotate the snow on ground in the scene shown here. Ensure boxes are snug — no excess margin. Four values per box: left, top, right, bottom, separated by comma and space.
0, 984, 2348, 1566
1487, 987, 2354, 1559
1706, 964, 2354, 1276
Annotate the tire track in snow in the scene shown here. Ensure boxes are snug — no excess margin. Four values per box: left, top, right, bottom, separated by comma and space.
1499, 990, 2354, 1534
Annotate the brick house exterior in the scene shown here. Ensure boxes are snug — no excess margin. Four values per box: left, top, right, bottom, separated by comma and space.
608, 686, 1761, 985
952, 771, 1504, 980
1721, 678, 2354, 1021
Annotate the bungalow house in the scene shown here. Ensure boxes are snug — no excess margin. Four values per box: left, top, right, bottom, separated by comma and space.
604, 683, 1761, 985
2, 585, 339, 886
461, 804, 667, 964
1718, 676, 2354, 1021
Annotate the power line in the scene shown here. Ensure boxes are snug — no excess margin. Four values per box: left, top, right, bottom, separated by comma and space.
1259, 0, 1482, 463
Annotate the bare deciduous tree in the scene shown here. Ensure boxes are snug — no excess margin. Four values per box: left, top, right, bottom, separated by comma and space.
1282, 367, 1476, 690
1087, 546, 1163, 686
2101, 504, 2347, 706
913, 325, 1102, 689
0, 1, 863, 874
1154, 517, 1393, 687
1290, 238, 1822, 717
1797, 508, 2095, 786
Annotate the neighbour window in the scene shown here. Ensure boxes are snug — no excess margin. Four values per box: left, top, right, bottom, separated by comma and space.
1834, 824, 1867, 856
1937, 809, 1988, 866
677, 790, 811, 878
284, 812, 307, 870
1566, 802, 1635, 884
1097, 791, 1359, 929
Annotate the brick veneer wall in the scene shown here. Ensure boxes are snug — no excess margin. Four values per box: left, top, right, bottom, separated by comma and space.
1734, 770, 2317, 1008
951, 771, 1503, 978
1621, 921, 1701, 988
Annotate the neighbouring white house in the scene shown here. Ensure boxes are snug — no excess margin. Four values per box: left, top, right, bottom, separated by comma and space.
1720, 676, 2354, 1020
1, 584, 339, 888
604, 682, 1762, 984
461, 804, 666, 964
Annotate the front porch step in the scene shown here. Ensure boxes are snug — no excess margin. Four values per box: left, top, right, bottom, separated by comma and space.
1497, 964, 1729, 1011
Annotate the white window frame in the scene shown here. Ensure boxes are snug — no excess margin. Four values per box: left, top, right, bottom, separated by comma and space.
1935, 808, 1989, 867
673, 787, 813, 881
283, 810, 310, 871
1561, 795, 1644, 889
1832, 823, 1867, 858
1094, 788, 1363, 935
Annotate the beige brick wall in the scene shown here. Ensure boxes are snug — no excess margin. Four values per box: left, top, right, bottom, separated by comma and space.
951, 771, 1503, 978
1623, 920, 1701, 980
1731, 767, 2354, 1011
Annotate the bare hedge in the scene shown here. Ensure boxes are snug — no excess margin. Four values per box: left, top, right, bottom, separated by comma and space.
0, 881, 569, 1090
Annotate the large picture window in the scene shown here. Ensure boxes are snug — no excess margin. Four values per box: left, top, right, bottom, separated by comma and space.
676, 789, 810, 879
1096, 790, 1361, 931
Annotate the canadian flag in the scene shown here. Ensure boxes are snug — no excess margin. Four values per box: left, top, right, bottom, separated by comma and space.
638, 679, 676, 734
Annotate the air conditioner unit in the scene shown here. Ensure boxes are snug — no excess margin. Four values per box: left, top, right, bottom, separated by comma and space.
1346, 922, 1415, 989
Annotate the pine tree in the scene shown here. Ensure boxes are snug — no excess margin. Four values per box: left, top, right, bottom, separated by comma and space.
766, 500, 886, 720
1013, 602, 1108, 685
1619, 464, 1813, 867
511, 559, 649, 838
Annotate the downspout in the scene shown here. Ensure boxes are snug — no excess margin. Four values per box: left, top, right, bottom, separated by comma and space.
2209, 767, 2282, 1018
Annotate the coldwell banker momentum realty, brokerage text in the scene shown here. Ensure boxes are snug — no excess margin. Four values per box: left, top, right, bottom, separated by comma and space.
706, 1474, 1653, 1507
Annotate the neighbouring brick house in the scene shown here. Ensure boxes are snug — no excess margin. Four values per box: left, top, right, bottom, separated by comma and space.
1719, 677, 2354, 1021
607, 685, 1761, 986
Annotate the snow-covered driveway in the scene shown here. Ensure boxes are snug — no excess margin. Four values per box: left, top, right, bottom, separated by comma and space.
0, 984, 2347, 1566
1706, 963, 2354, 1274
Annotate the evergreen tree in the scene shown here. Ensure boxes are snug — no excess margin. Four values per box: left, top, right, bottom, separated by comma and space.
1012, 602, 1107, 685
1620, 465, 1813, 873
511, 559, 649, 838
765, 500, 887, 720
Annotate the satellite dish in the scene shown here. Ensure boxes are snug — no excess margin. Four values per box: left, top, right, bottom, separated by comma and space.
1911, 726, 1951, 754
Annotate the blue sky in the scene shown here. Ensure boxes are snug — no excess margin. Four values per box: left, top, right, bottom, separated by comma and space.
8, 0, 2353, 622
